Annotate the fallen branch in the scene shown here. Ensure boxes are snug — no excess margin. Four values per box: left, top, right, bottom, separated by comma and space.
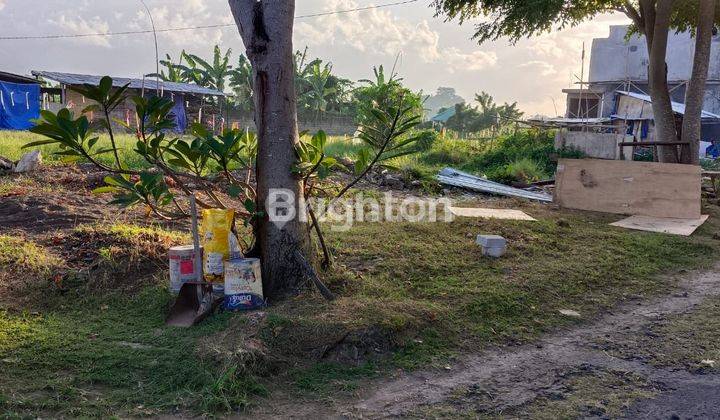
294, 250, 336, 301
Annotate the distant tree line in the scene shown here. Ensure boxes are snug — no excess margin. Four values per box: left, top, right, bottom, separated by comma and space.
150, 44, 523, 136
149, 45, 408, 121
441, 91, 523, 137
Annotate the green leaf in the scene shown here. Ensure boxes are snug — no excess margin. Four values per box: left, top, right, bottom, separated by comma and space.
99, 76, 113, 95
228, 184, 243, 198
21, 139, 58, 149
243, 198, 256, 213
92, 186, 117, 194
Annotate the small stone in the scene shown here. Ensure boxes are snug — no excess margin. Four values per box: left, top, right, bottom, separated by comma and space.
338, 156, 354, 168
381, 174, 405, 189
14, 150, 42, 173
556, 218, 570, 228
559, 309, 581, 318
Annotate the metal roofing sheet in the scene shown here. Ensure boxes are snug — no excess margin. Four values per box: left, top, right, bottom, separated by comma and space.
430, 107, 457, 123
616, 90, 720, 119
0, 70, 39, 84
31, 71, 225, 96
526, 117, 612, 125
437, 167, 553, 202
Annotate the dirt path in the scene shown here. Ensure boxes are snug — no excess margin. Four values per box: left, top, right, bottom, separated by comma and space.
253, 267, 720, 419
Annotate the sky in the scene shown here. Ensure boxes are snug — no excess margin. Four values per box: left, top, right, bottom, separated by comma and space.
0, 0, 631, 116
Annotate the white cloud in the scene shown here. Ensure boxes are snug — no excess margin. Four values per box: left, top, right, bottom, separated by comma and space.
442, 48, 497, 72
519, 60, 557, 76
131, 0, 229, 49
0, 1, 6, 11
47, 15, 111, 47
294, 0, 496, 73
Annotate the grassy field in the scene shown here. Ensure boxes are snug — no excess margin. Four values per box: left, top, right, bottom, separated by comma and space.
0, 131, 149, 170
2, 128, 719, 416
2, 170, 719, 416
0, 129, 568, 186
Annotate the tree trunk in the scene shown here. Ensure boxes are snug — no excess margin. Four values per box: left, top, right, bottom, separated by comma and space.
229, 0, 313, 300
681, 0, 716, 165
644, 0, 679, 163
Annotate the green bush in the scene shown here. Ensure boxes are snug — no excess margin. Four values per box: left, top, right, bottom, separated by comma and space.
419, 136, 479, 166
504, 158, 547, 184
468, 130, 555, 176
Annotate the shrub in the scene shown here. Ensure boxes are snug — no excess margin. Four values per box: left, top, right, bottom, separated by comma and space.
504, 158, 547, 183
419, 136, 478, 166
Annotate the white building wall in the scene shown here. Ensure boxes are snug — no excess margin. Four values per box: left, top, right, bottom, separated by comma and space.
580, 25, 720, 116
588, 25, 720, 83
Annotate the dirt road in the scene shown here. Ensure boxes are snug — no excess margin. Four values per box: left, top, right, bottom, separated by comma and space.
254, 267, 720, 418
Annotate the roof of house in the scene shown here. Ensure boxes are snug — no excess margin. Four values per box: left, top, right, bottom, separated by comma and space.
526, 117, 612, 127
0, 70, 40, 85
430, 107, 456, 123
31, 71, 225, 96
615, 90, 720, 119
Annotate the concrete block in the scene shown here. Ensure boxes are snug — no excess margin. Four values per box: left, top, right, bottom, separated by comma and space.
476, 235, 506, 248
481, 246, 506, 258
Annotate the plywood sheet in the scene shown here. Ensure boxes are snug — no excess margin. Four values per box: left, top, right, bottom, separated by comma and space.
449, 207, 536, 221
554, 158, 701, 219
610, 215, 709, 236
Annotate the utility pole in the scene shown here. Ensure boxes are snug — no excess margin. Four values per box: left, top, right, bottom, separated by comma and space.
140, 0, 160, 96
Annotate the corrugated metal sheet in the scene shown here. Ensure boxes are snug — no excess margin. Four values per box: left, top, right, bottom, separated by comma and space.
430, 107, 456, 123
0, 71, 39, 85
31, 71, 225, 96
437, 168, 553, 202
616, 91, 720, 119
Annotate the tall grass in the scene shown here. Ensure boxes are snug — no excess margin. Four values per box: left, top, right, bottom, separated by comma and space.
1, 128, 570, 184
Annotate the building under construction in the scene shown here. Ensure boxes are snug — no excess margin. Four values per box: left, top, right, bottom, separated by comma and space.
550, 25, 720, 161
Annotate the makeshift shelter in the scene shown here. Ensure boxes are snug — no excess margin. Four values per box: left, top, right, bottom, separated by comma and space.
612, 90, 720, 143
0, 71, 40, 130
31, 71, 226, 133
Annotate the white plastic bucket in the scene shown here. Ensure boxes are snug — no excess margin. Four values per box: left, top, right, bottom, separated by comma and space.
168, 245, 202, 294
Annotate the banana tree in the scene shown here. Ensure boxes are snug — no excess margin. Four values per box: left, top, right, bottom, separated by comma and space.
229, 55, 254, 113
301, 62, 336, 120
147, 53, 188, 83
180, 45, 233, 93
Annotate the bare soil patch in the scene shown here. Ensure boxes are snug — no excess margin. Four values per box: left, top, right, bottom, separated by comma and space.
253, 266, 720, 419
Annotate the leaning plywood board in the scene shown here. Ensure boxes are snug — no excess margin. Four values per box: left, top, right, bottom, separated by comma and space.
554, 159, 701, 219
449, 207, 536, 221
610, 215, 709, 236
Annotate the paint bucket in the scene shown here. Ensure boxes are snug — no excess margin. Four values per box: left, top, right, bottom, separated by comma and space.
168, 245, 202, 294
223, 258, 264, 311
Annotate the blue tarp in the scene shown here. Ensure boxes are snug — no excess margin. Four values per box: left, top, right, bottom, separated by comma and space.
172, 94, 187, 133
0, 81, 40, 130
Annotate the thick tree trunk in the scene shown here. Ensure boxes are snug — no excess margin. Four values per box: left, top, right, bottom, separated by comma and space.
644, 0, 679, 163
229, 0, 313, 300
681, 0, 716, 165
